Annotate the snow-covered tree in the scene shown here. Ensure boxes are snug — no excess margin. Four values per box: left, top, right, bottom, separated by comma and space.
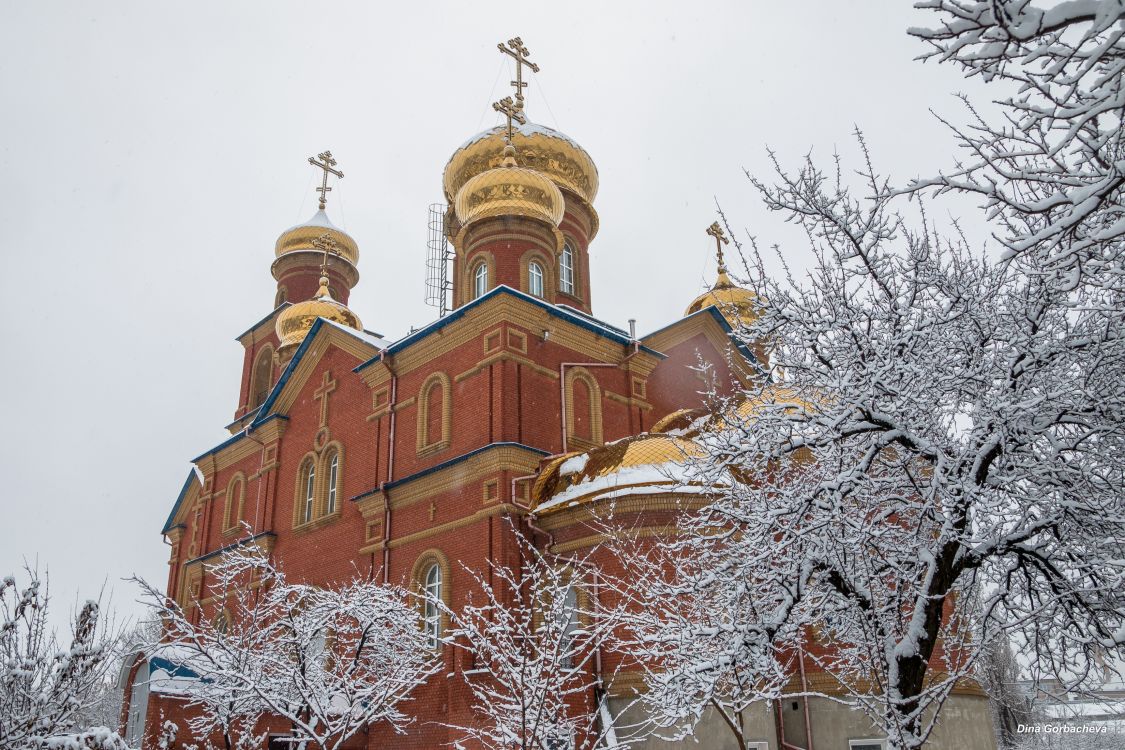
1, 567, 125, 750
444, 527, 610, 750
136, 542, 437, 750
613, 4, 1125, 748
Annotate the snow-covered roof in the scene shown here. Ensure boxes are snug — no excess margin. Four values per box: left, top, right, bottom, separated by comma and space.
278, 208, 351, 237
535, 462, 716, 513
322, 318, 389, 349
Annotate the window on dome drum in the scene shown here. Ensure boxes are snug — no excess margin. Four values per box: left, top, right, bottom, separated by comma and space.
528, 261, 544, 297
326, 451, 339, 514
250, 346, 274, 409
300, 460, 316, 525
559, 242, 575, 295
422, 563, 442, 649
473, 262, 488, 299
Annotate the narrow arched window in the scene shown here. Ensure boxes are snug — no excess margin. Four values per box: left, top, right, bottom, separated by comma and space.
528, 261, 544, 298
301, 461, 316, 524
326, 452, 339, 514
224, 475, 245, 530
473, 262, 489, 299
250, 346, 274, 409
557, 584, 580, 668
559, 242, 575, 295
423, 563, 442, 649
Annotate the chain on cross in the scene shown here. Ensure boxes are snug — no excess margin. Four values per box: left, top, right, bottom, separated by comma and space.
308, 151, 344, 210
707, 221, 729, 271
497, 36, 539, 106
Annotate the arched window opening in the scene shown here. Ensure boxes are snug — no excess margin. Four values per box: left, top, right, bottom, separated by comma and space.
423, 563, 442, 649
225, 476, 245, 530
426, 382, 443, 446
556, 584, 581, 668
559, 242, 575, 295
300, 460, 316, 525
417, 373, 452, 454
250, 347, 274, 409
473, 262, 489, 299
326, 452, 339, 514
275, 286, 288, 307
572, 377, 592, 441
528, 261, 544, 298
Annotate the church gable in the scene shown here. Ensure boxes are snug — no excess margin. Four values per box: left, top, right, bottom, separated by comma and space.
254, 318, 384, 426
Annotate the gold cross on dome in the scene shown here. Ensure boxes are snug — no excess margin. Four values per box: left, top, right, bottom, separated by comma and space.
706, 221, 729, 271
312, 232, 341, 274
492, 95, 527, 144
497, 37, 539, 104
308, 150, 344, 210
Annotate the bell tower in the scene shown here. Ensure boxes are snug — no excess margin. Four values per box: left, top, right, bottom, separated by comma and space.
441, 39, 600, 313
272, 151, 360, 307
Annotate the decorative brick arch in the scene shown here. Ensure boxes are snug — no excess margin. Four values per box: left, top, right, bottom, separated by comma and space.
565, 366, 603, 450
416, 372, 452, 456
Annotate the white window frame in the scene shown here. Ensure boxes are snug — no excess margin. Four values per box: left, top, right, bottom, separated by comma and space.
303, 463, 316, 523
849, 740, 888, 750
326, 453, 338, 513
559, 242, 575, 295
473, 262, 488, 299
423, 563, 443, 649
528, 261, 544, 297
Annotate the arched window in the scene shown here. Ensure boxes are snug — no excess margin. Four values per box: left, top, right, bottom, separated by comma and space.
528, 261, 544, 298
422, 563, 442, 649
417, 373, 452, 454
298, 459, 316, 525
556, 584, 581, 668
224, 474, 245, 531
565, 367, 603, 449
275, 286, 288, 306
326, 451, 339, 514
473, 262, 489, 299
559, 242, 575, 295
250, 346, 274, 409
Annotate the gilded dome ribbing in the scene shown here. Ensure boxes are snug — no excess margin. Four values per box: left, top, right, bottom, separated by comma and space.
453, 145, 565, 229
275, 210, 359, 266
685, 268, 760, 326
275, 274, 362, 354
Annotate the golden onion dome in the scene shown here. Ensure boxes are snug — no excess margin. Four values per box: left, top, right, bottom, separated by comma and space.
444, 121, 598, 208
275, 273, 362, 352
685, 267, 760, 327
453, 145, 565, 229
275, 209, 359, 266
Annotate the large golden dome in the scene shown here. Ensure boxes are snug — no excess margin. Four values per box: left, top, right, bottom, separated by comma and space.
275, 274, 362, 354
275, 210, 359, 266
454, 145, 565, 229
444, 121, 598, 208
685, 267, 760, 327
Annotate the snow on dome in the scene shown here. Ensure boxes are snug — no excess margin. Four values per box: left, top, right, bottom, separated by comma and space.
274, 208, 359, 264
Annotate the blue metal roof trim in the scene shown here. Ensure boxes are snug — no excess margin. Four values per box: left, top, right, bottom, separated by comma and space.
350, 442, 549, 501
234, 302, 291, 341
183, 531, 278, 567
149, 655, 199, 680
355, 286, 663, 374
642, 306, 762, 368
250, 317, 327, 427
162, 469, 201, 535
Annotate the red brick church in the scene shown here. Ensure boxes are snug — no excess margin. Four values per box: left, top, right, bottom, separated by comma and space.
120, 40, 996, 750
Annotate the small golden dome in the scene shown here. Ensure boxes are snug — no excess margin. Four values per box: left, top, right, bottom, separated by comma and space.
685, 268, 760, 326
444, 122, 598, 208
275, 274, 362, 353
275, 210, 359, 266
453, 145, 565, 229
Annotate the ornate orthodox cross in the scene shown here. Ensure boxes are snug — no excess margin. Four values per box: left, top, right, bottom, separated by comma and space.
308, 150, 344, 210
497, 37, 539, 104
707, 221, 729, 271
312, 232, 341, 277
314, 370, 337, 429
492, 95, 527, 145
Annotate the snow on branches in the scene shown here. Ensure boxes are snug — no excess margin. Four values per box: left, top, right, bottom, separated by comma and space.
0, 568, 123, 750
909, 0, 1125, 287
135, 541, 437, 750
444, 527, 609, 750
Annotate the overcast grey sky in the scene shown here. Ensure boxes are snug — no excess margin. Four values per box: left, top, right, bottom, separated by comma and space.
0, 1, 995, 627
